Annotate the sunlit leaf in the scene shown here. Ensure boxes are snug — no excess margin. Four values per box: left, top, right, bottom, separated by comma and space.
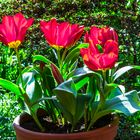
0, 78, 21, 96
113, 65, 140, 81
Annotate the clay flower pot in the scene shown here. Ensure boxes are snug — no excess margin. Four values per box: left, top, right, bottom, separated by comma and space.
13, 113, 119, 140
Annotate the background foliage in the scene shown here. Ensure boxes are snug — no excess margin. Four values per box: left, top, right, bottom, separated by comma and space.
0, 0, 140, 140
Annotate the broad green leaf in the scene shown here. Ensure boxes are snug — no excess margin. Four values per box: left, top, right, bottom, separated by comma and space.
56, 101, 73, 124
0, 78, 21, 96
16, 66, 40, 86
54, 87, 76, 116
74, 93, 91, 124
22, 72, 43, 104
113, 65, 140, 81
54, 79, 77, 96
54, 78, 91, 126
73, 67, 102, 83
90, 90, 140, 127
104, 90, 140, 116
108, 87, 123, 99
42, 66, 55, 94
53, 79, 77, 116
118, 85, 125, 94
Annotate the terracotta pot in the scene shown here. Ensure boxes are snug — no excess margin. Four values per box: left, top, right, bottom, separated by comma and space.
13, 113, 119, 140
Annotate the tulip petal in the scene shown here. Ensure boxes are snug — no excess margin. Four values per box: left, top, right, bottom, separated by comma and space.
81, 26, 119, 71
40, 19, 84, 49
0, 13, 34, 48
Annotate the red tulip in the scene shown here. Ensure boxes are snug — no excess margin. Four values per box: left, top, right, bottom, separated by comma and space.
0, 13, 34, 49
81, 26, 118, 71
80, 40, 118, 71
40, 18, 84, 50
84, 26, 118, 46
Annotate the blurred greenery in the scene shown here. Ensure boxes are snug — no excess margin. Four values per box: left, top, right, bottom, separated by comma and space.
0, 0, 140, 139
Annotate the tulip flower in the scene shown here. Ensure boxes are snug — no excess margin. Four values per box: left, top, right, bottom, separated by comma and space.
0, 13, 34, 49
84, 26, 118, 46
40, 18, 84, 50
81, 26, 118, 71
80, 40, 118, 71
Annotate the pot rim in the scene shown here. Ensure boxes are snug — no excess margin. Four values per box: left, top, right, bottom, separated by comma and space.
13, 113, 119, 137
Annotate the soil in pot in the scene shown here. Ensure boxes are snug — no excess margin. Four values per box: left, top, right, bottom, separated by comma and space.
20, 109, 116, 133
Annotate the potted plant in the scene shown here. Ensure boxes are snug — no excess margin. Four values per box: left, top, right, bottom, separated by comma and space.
0, 13, 140, 140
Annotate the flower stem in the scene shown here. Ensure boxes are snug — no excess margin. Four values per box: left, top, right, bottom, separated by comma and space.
15, 49, 24, 86
61, 49, 67, 66
84, 103, 88, 130
31, 111, 45, 132
102, 70, 107, 89
57, 50, 61, 69
15, 48, 45, 132
57, 49, 68, 73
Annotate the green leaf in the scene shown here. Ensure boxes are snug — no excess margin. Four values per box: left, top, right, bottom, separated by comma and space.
75, 77, 89, 91
53, 79, 77, 116
22, 72, 43, 104
73, 68, 103, 93
57, 102, 74, 123
113, 65, 140, 81
33, 55, 52, 64
87, 77, 98, 97
105, 83, 118, 97
42, 66, 55, 94
0, 78, 21, 96
65, 43, 88, 65
66, 61, 78, 79
108, 87, 123, 99
73, 67, 102, 82
75, 93, 91, 124
54, 79, 77, 96
104, 90, 140, 116
54, 78, 91, 126
90, 90, 140, 126
63, 43, 88, 73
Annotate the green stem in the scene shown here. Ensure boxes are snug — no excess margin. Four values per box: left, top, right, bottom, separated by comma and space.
15, 49, 24, 86
61, 49, 67, 66
57, 50, 61, 69
15, 49, 45, 132
102, 70, 107, 89
61, 48, 68, 74
57, 49, 68, 72
31, 111, 45, 132
22, 90, 45, 132
87, 101, 102, 131
84, 103, 88, 130
71, 124, 75, 133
